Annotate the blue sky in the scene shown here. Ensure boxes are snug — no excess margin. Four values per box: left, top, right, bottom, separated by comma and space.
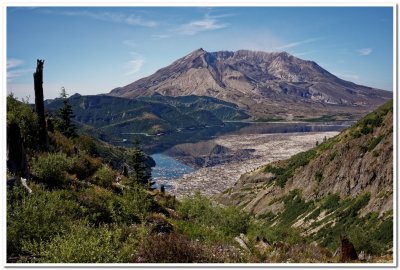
7, 6, 394, 100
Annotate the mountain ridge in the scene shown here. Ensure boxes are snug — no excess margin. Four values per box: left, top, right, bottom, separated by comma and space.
44, 93, 250, 152
109, 48, 392, 119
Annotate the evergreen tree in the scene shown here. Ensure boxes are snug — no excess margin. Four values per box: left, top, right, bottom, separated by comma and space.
127, 139, 152, 187
56, 87, 76, 138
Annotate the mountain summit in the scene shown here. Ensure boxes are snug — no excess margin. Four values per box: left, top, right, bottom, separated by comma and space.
110, 49, 391, 119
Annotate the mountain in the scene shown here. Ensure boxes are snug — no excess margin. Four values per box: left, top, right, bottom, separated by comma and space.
109, 49, 392, 120
217, 100, 393, 252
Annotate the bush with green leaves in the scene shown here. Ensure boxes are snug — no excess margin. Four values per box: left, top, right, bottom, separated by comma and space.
349, 100, 392, 138
69, 153, 102, 180
247, 220, 305, 246
312, 192, 394, 255
280, 190, 312, 225
7, 94, 39, 150
48, 131, 75, 154
264, 149, 317, 187
31, 152, 71, 187
135, 232, 212, 263
176, 192, 251, 242
76, 186, 116, 224
21, 222, 134, 263
92, 165, 116, 188
111, 182, 154, 223
74, 135, 98, 156
7, 186, 80, 256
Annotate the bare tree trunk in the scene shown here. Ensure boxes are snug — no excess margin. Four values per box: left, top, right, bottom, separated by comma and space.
340, 234, 358, 262
33, 59, 48, 150
7, 123, 29, 178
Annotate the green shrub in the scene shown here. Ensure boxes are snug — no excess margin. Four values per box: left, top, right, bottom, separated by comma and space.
74, 135, 98, 156
7, 186, 80, 256
337, 192, 370, 220
264, 149, 317, 187
92, 165, 116, 188
135, 233, 212, 263
69, 153, 102, 180
157, 193, 178, 209
316, 137, 339, 152
368, 135, 384, 152
352, 100, 392, 136
315, 172, 323, 182
247, 219, 305, 245
22, 222, 130, 263
112, 183, 154, 223
313, 193, 375, 252
280, 190, 312, 225
178, 192, 214, 220
346, 214, 392, 255
48, 131, 75, 154
329, 151, 337, 161
305, 208, 321, 221
373, 218, 393, 245
320, 193, 340, 211
7, 94, 39, 150
31, 152, 71, 187
176, 192, 251, 242
217, 206, 251, 236
76, 186, 116, 224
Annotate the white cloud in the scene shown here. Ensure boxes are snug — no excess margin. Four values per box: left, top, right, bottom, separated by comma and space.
43, 9, 158, 27
7, 58, 24, 69
7, 58, 33, 82
7, 69, 34, 82
122, 40, 137, 47
276, 37, 322, 50
292, 50, 318, 57
151, 34, 171, 40
125, 53, 145, 76
172, 14, 228, 36
357, 48, 372, 56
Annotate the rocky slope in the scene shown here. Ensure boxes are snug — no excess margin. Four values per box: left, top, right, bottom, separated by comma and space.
218, 100, 393, 215
216, 101, 393, 254
110, 49, 392, 119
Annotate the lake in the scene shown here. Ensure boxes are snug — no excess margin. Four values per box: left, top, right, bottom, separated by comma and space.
120, 121, 353, 154
150, 121, 351, 190
151, 153, 195, 189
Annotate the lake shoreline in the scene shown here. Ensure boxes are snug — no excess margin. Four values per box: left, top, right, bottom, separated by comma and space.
154, 131, 339, 198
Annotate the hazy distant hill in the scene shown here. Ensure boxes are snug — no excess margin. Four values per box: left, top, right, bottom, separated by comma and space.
109, 48, 392, 120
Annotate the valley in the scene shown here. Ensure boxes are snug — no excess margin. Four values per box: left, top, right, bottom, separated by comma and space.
155, 131, 339, 198
6, 5, 395, 264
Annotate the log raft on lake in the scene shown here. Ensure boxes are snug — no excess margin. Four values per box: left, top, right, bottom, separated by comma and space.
158, 131, 339, 198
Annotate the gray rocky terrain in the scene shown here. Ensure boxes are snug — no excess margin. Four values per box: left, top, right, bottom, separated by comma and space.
110, 48, 391, 119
